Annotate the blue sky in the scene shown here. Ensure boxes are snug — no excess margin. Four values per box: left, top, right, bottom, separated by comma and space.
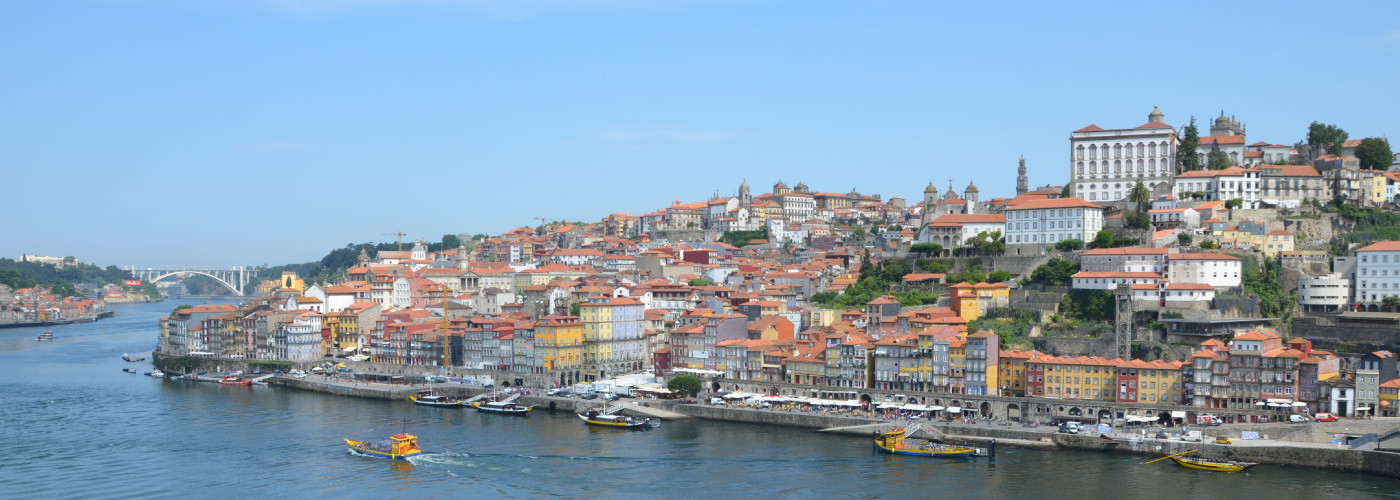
2, 0, 1397, 268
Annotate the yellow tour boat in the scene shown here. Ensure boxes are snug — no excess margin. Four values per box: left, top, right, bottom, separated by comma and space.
1167, 454, 1258, 472
874, 428, 978, 458
344, 433, 422, 459
578, 409, 659, 429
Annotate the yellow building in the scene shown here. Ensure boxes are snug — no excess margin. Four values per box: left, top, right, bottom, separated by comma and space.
1121, 359, 1186, 405
998, 349, 1038, 397
1365, 170, 1388, 206
1261, 229, 1294, 258
1379, 379, 1400, 417
280, 271, 305, 292
949, 282, 1009, 321
536, 315, 583, 374
949, 337, 967, 394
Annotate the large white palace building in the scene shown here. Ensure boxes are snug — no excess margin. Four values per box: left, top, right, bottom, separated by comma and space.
1069, 106, 1179, 203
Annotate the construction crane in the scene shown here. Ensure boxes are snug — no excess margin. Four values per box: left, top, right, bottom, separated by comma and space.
382, 232, 407, 251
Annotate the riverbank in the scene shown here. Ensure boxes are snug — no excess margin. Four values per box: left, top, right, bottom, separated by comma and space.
242, 370, 1400, 478
0, 310, 117, 329
668, 403, 1400, 478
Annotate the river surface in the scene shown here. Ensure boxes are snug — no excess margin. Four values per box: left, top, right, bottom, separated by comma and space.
1, 300, 1397, 499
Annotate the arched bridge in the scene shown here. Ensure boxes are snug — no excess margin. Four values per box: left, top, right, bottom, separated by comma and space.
130, 266, 250, 296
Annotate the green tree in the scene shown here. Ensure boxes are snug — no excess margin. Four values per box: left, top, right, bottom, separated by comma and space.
1091, 230, 1114, 248
1124, 212, 1152, 230
139, 282, 161, 298
1054, 238, 1084, 251
1200, 240, 1218, 249
1354, 138, 1393, 170
1028, 258, 1079, 286
852, 226, 867, 241
570, 303, 581, 316
1061, 185, 1071, 198
910, 242, 943, 257
49, 281, 80, 297
1129, 181, 1151, 212
688, 278, 715, 286
171, 305, 194, 315
1384, 296, 1400, 312
988, 270, 1010, 283
1206, 143, 1235, 170
666, 374, 704, 397
1307, 121, 1348, 157
1179, 117, 1201, 171
1177, 233, 1193, 246
441, 234, 461, 250
1224, 198, 1243, 210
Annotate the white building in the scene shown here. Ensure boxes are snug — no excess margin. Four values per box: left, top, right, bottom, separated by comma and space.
1173, 166, 1261, 208
919, 213, 1006, 249
1299, 273, 1351, 312
1080, 248, 1169, 274
777, 193, 817, 221
1245, 141, 1292, 166
1071, 272, 1163, 290
1069, 106, 1179, 203
1004, 197, 1105, 256
1167, 252, 1242, 288
1355, 241, 1400, 309
284, 312, 323, 362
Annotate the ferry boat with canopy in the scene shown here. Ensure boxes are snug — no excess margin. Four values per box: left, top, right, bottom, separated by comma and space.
873, 426, 978, 458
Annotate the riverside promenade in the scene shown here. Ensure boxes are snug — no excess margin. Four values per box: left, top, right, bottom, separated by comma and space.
262, 375, 1400, 478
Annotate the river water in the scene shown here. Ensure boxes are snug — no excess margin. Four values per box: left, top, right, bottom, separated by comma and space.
1, 300, 1397, 499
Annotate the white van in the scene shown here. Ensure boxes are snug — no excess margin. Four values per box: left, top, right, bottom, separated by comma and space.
1181, 430, 1203, 442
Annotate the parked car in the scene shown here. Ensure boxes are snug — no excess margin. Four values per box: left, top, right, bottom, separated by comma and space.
1289, 414, 1308, 423
1215, 436, 1232, 445
1058, 422, 1082, 434
546, 389, 561, 396
580, 393, 598, 400
1314, 413, 1338, 422
603, 394, 620, 401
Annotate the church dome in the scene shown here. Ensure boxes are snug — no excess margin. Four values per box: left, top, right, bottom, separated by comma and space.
924, 181, 938, 194
774, 180, 788, 190
795, 181, 808, 190
1214, 111, 1230, 125
1148, 105, 1165, 123
965, 180, 979, 192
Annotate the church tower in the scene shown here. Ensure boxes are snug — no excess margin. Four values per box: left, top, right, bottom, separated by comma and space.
964, 181, 979, 214
357, 247, 370, 267
1016, 156, 1029, 196
738, 179, 752, 208
921, 181, 939, 226
773, 180, 790, 195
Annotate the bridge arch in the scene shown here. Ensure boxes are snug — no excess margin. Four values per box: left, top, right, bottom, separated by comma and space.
145, 271, 244, 295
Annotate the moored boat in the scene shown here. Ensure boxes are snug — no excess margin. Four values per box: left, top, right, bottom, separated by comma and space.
122, 353, 145, 362
410, 390, 464, 407
1167, 454, 1258, 472
344, 433, 422, 460
220, 376, 252, 386
147, 369, 165, 378
122, 367, 139, 373
577, 409, 658, 429
874, 428, 978, 458
35, 331, 54, 341
472, 400, 533, 416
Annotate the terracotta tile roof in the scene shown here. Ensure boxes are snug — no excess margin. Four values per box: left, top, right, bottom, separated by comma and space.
1135, 122, 1174, 130
1071, 272, 1162, 279
929, 213, 1005, 224
1169, 252, 1241, 261
1358, 241, 1400, 252
1004, 197, 1103, 211
1198, 135, 1247, 145
1074, 124, 1104, 132
1258, 164, 1320, 177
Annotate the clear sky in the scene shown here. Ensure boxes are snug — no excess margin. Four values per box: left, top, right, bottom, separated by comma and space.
3, 0, 1397, 269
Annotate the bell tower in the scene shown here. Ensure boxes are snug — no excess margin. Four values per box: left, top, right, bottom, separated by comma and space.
1016, 156, 1029, 196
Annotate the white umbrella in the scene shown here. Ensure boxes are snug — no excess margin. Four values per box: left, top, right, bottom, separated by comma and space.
1291, 402, 1307, 407
1254, 401, 1266, 407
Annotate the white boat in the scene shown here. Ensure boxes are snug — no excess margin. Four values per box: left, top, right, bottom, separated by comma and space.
148, 369, 165, 378
122, 353, 146, 362
35, 331, 54, 341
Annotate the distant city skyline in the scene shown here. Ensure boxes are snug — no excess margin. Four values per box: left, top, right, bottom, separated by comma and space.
3, 0, 1398, 268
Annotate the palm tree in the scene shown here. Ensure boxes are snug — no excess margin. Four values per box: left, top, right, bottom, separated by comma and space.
1129, 181, 1151, 213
